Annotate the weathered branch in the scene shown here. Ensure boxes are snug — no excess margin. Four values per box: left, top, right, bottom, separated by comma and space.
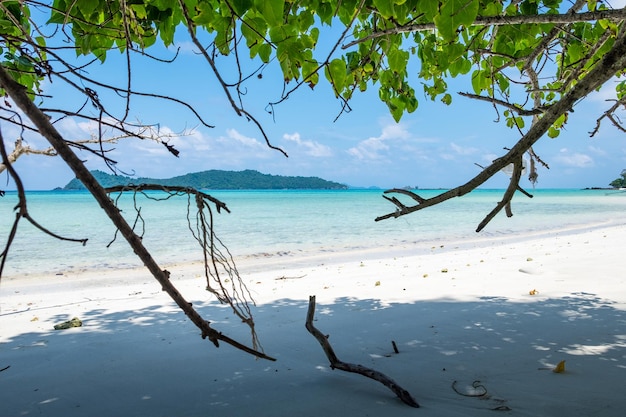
458, 92, 549, 116
376, 29, 626, 227
0, 137, 56, 174
0, 126, 183, 175
0, 63, 275, 361
104, 185, 254, 334
475, 156, 524, 232
343, 8, 626, 49
0, 130, 88, 278
305, 295, 419, 408
590, 98, 626, 137
104, 184, 230, 213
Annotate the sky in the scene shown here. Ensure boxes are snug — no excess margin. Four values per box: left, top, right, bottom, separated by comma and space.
2, 9, 626, 191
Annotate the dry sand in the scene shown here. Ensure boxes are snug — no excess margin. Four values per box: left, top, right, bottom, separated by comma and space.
1, 223, 625, 416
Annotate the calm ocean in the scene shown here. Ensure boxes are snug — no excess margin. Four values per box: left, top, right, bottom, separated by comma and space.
1, 188, 625, 277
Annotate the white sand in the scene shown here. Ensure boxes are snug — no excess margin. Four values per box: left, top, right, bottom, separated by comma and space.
1, 224, 625, 416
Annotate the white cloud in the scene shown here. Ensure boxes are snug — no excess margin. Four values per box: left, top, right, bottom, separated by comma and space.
283, 132, 333, 157
347, 122, 412, 160
587, 145, 608, 157
224, 128, 265, 148
379, 123, 411, 140
555, 148, 594, 168
450, 142, 479, 156
347, 135, 390, 160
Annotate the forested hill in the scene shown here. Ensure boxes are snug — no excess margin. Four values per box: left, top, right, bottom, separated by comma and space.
61, 170, 348, 190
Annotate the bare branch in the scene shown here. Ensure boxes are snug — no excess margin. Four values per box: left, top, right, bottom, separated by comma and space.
458, 92, 549, 116
0, 64, 275, 361
305, 295, 419, 408
476, 156, 524, 232
104, 183, 264, 351
0, 129, 88, 279
590, 98, 626, 137
0, 137, 56, 174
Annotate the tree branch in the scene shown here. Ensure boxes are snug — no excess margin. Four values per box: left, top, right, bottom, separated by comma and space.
458, 92, 549, 116
0, 63, 275, 361
305, 295, 419, 408
376, 29, 626, 227
0, 130, 88, 278
342, 8, 626, 49
590, 98, 626, 137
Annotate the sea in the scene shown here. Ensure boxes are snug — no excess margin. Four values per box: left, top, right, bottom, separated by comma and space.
1, 188, 625, 278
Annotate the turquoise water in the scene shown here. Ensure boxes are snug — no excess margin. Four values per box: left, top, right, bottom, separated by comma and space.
1, 188, 625, 277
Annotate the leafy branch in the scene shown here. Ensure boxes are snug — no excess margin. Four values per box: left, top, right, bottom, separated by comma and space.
342, 8, 626, 49
376, 28, 626, 230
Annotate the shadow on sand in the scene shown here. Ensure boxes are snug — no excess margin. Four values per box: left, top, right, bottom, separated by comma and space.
1, 292, 625, 417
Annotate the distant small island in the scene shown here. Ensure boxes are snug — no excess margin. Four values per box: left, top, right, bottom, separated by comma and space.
61, 169, 348, 190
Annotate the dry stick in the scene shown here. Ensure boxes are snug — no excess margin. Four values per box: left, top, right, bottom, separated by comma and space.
0, 65, 275, 362
305, 295, 419, 408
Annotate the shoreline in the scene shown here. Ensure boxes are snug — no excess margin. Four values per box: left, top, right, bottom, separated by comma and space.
2, 216, 622, 284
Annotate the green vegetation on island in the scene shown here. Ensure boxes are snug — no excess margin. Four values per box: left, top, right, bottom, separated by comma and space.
61, 170, 348, 190
609, 169, 626, 189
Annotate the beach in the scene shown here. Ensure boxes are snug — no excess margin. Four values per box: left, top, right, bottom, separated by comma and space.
1, 221, 625, 416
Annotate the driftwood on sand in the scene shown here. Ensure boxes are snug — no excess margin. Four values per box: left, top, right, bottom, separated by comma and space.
305, 295, 419, 408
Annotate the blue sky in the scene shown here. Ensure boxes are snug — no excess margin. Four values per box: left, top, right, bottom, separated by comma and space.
3, 12, 626, 191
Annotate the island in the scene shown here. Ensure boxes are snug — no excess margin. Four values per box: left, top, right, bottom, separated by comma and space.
61, 169, 348, 190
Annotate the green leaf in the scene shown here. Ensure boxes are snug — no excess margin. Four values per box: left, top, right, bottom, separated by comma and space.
76, 0, 100, 18
194, 2, 217, 26
387, 48, 408, 74
298, 10, 314, 31
566, 42, 583, 65
547, 127, 560, 138
471, 69, 489, 94
326, 58, 347, 95
441, 93, 452, 105
255, 0, 284, 26
241, 16, 267, 46
258, 43, 272, 62
434, 0, 479, 41
373, 0, 394, 19
406, 95, 418, 113
417, 0, 438, 20
388, 96, 405, 122
129, 4, 147, 20
231, 0, 253, 16
519, 0, 538, 15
